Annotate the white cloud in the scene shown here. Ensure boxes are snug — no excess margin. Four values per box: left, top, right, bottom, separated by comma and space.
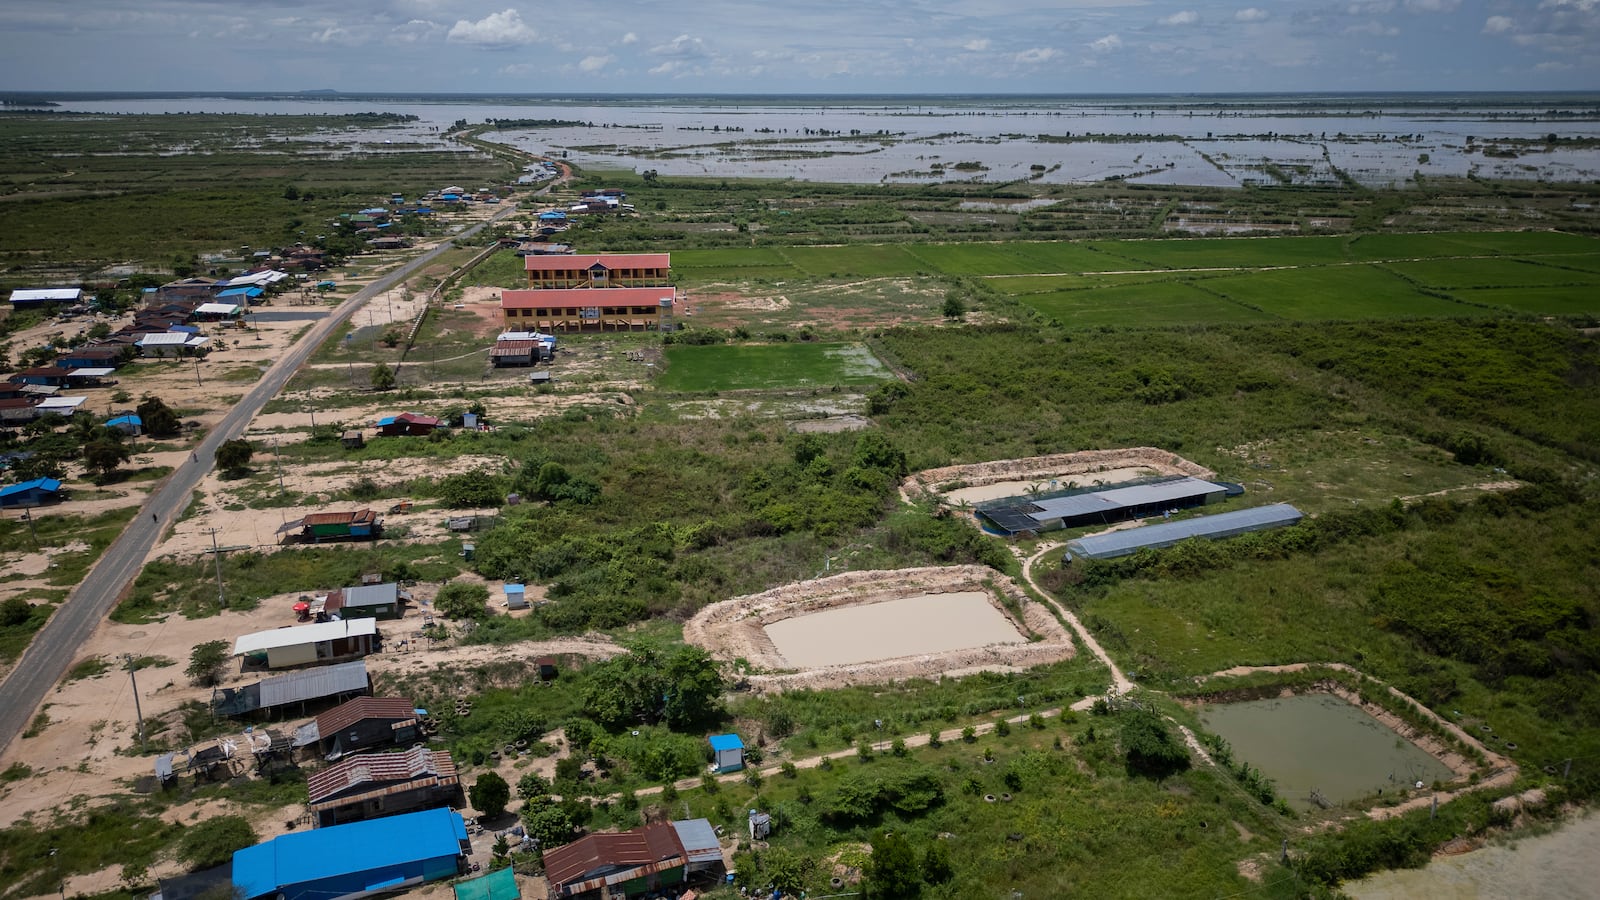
389, 19, 441, 44
964, 38, 991, 51
1158, 10, 1198, 26
650, 34, 707, 59
1089, 33, 1122, 52
499, 62, 536, 76
621, 32, 638, 45
1482, 15, 1515, 34
578, 54, 613, 72
447, 8, 537, 49
1235, 7, 1268, 21
649, 60, 684, 76
1403, 0, 1459, 12
1014, 47, 1059, 64
1344, 20, 1400, 36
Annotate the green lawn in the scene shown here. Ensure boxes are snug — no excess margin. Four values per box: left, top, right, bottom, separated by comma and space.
1019, 281, 1275, 328
658, 342, 893, 391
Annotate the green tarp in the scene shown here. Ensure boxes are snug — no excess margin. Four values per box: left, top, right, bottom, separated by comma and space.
453, 867, 518, 900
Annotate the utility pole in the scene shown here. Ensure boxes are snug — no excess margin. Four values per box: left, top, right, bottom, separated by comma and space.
193, 356, 202, 387
273, 438, 285, 493
20, 507, 37, 549
207, 528, 227, 609
124, 654, 145, 750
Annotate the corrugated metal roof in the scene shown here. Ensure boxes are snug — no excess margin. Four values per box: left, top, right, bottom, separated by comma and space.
342, 582, 400, 608
500, 287, 673, 310
301, 509, 375, 526
1066, 503, 1305, 560
1028, 477, 1225, 524
10, 288, 81, 303
544, 823, 684, 896
258, 660, 369, 709
709, 734, 744, 752
0, 478, 61, 497
307, 747, 457, 807
232, 807, 466, 900
670, 819, 721, 866
315, 696, 417, 739
232, 617, 376, 656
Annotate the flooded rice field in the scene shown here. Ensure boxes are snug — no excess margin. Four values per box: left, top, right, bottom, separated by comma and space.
53, 94, 1600, 188
1199, 693, 1455, 812
763, 590, 1026, 668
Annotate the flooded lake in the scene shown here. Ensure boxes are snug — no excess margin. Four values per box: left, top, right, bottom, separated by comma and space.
764, 590, 1025, 668
48, 93, 1600, 188
1198, 693, 1455, 812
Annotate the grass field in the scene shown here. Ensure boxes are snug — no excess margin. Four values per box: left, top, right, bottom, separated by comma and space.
658, 342, 893, 391
1387, 257, 1600, 290
1460, 286, 1600, 316
1090, 235, 1353, 269
1019, 281, 1274, 328
1203, 265, 1486, 320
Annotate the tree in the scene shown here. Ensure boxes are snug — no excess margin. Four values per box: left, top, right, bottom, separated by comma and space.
864, 829, 922, 899
434, 581, 491, 619
136, 396, 181, 438
1120, 708, 1191, 780
470, 771, 511, 818
520, 796, 574, 849
517, 771, 552, 801
82, 437, 131, 481
921, 840, 954, 885
215, 438, 254, 475
186, 640, 230, 687
582, 644, 726, 729
437, 471, 503, 508
370, 362, 396, 391
177, 816, 257, 871
0, 596, 33, 627
941, 292, 966, 320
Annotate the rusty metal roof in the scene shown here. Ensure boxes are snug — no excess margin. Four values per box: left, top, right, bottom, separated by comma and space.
543, 823, 684, 895
315, 696, 417, 739
301, 509, 378, 527
307, 746, 458, 807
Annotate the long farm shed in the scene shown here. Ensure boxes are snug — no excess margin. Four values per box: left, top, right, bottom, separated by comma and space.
1066, 503, 1304, 560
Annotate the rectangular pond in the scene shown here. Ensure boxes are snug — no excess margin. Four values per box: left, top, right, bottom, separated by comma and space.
1198, 692, 1455, 811
764, 591, 1025, 668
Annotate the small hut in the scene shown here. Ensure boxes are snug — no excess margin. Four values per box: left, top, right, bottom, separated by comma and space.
709, 734, 744, 774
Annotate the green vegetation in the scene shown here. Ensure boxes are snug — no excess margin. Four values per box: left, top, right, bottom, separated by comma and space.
175, 815, 257, 872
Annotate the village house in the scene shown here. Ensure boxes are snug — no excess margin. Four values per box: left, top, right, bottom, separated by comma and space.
232, 618, 378, 670
375, 413, 440, 437
306, 746, 462, 828
312, 696, 423, 758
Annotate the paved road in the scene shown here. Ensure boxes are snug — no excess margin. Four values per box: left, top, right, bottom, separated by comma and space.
0, 212, 512, 755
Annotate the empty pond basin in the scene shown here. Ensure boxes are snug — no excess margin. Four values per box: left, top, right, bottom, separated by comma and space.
1198, 693, 1455, 811
764, 591, 1025, 668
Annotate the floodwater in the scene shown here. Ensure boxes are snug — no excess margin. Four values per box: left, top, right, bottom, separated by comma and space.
47, 94, 1600, 189
1344, 813, 1600, 900
764, 590, 1024, 668
1198, 693, 1454, 812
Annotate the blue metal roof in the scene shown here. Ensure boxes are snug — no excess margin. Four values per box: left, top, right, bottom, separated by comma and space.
1066, 503, 1305, 560
376, 416, 397, 427
709, 733, 744, 752
217, 286, 264, 298
0, 478, 61, 498
505, 584, 525, 594
233, 807, 466, 900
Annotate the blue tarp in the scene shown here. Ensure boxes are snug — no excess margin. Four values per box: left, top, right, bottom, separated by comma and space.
217, 287, 264, 299
106, 415, 142, 428
233, 808, 466, 900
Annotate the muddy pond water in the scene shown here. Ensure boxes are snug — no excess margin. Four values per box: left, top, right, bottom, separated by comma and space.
1198, 693, 1455, 812
763, 590, 1025, 668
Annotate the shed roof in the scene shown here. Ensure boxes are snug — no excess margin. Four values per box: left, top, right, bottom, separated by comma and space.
542, 823, 684, 892
10, 288, 81, 303
1025, 477, 1226, 524
341, 582, 401, 608
65, 368, 116, 378
232, 807, 466, 900
0, 478, 62, 498
670, 818, 721, 866
196, 302, 243, 314
315, 695, 418, 738
500, 287, 674, 310
523, 253, 668, 272
301, 509, 378, 527
491, 341, 540, 356
233, 617, 376, 656
709, 733, 744, 752
1067, 503, 1305, 559
306, 746, 457, 807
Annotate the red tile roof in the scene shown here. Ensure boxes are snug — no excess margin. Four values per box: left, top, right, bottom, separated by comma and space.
523, 253, 669, 272
500, 287, 674, 311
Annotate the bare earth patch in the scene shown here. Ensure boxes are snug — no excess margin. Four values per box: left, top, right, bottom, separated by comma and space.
903, 447, 1216, 505
684, 565, 1073, 693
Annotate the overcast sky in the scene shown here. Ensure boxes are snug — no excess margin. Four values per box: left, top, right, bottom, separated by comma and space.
1, 0, 1595, 94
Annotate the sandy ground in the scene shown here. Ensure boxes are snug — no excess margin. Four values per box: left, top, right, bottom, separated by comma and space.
684, 565, 1075, 692
903, 447, 1217, 506
1343, 811, 1600, 900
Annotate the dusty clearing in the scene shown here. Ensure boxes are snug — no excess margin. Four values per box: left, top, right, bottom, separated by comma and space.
904, 447, 1216, 504
684, 565, 1073, 693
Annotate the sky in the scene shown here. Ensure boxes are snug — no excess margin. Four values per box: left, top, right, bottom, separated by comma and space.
1, 0, 1596, 94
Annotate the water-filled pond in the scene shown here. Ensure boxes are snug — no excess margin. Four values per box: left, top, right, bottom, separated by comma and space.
763, 590, 1024, 668
1198, 692, 1455, 812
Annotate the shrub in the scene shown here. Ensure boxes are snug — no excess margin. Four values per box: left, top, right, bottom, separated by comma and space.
185, 640, 230, 687
177, 816, 257, 871
470, 771, 511, 818
435, 581, 490, 619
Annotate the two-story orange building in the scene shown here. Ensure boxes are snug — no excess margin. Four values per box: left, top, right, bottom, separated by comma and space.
501, 253, 674, 332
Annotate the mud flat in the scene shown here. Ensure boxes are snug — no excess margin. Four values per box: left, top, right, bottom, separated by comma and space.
685, 565, 1074, 693
1343, 812, 1600, 900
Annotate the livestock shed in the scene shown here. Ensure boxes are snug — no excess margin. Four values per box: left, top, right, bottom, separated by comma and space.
8, 287, 82, 308
307, 746, 462, 827
213, 660, 370, 718
279, 509, 382, 543
978, 476, 1228, 536
233, 617, 378, 669
232, 807, 468, 900
327, 582, 409, 619
1065, 503, 1305, 560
